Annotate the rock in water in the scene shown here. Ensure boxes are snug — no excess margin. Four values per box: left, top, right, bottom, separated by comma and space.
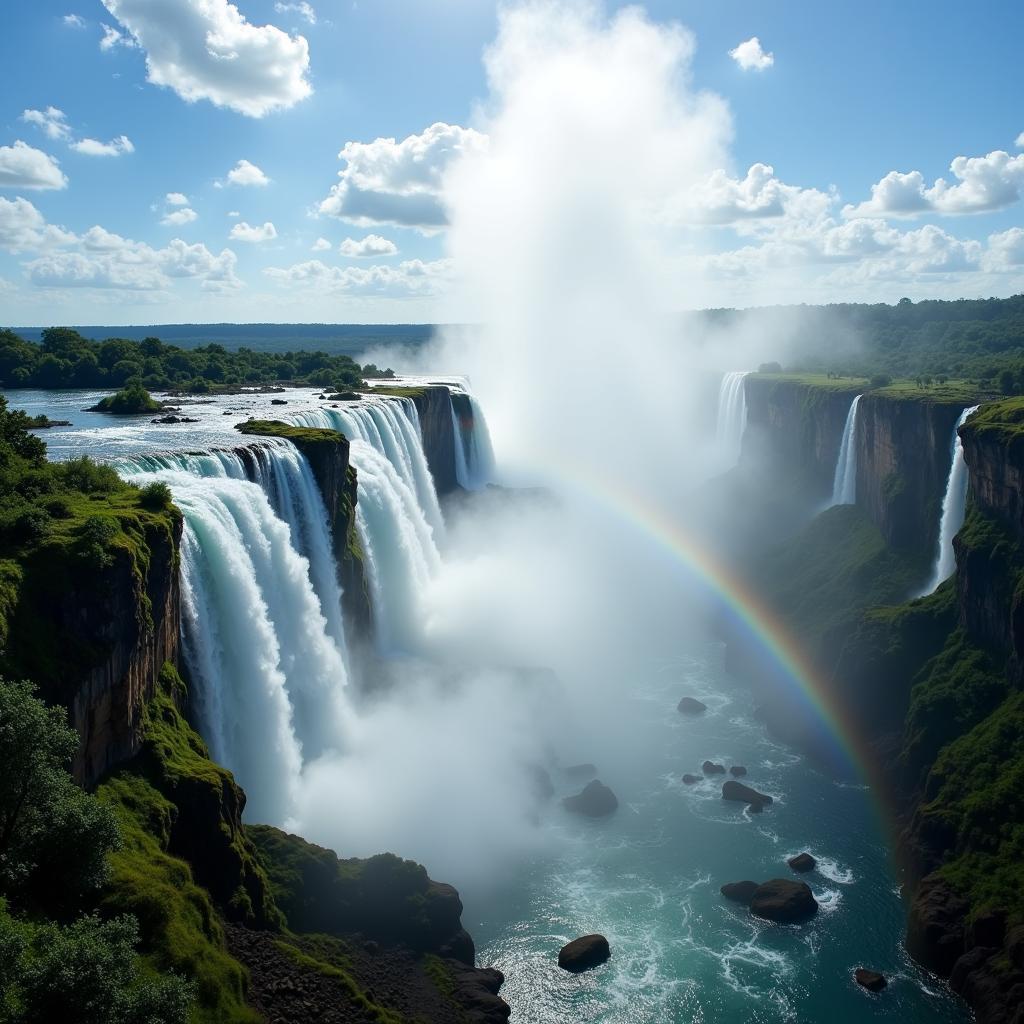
677, 697, 707, 715
788, 852, 816, 873
702, 761, 726, 775
563, 780, 618, 817
749, 879, 818, 922
682, 774, 701, 785
720, 881, 760, 904
855, 968, 887, 992
722, 780, 773, 810
558, 934, 611, 973
729, 765, 747, 777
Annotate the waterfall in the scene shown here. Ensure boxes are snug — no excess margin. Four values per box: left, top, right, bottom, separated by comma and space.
922, 405, 980, 594
451, 392, 496, 490
716, 371, 749, 466
829, 395, 862, 506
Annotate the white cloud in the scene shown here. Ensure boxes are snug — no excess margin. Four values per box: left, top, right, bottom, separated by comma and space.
227, 210, 240, 218
265, 257, 453, 295
0, 142, 68, 191
318, 122, 488, 231
166, 192, 189, 206
0, 197, 76, 253
230, 220, 277, 243
1016, 132, 1024, 149
100, 0, 312, 117
99, 22, 134, 51
845, 150, 1024, 218
70, 135, 134, 157
339, 233, 398, 257
678, 163, 831, 225
274, 2, 316, 25
983, 227, 1024, 271
226, 159, 270, 187
63, 14, 86, 27
161, 207, 198, 226
311, 236, 332, 251
21, 107, 71, 141
729, 37, 773, 71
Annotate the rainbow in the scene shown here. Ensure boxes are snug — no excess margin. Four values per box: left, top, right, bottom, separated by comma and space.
550, 466, 883, 793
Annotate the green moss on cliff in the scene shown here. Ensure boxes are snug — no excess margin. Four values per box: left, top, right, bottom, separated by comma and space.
361, 385, 427, 399
961, 396, 1024, 455
236, 419, 346, 447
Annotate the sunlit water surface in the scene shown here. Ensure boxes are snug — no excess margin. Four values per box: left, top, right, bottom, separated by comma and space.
7, 388, 970, 1024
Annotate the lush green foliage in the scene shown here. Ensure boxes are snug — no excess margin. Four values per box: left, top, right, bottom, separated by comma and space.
236, 420, 346, 446
88, 384, 164, 415
0, 327, 393, 392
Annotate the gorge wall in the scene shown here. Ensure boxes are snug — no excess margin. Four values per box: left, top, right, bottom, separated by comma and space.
411, 385, 461, 495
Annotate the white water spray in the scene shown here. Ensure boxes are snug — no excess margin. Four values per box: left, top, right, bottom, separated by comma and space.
452, 392, 497, 490
716, 372, 749, 467
922, 405, 979, 594
829, 395, 862, 507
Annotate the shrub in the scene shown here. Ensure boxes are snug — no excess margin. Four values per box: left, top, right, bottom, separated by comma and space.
138, 482, 173, 511
76, 516, 120, 570
870, 373, 892, 389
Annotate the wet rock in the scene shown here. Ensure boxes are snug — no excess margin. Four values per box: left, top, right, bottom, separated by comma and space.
970, 909, 1007, 950
151, 414, 199, 424
729, 766, 747, 777
855, 968, 887, 992
906, 874, 968, 975
682, 774, 701, 785
720, 881, 759, 904
749, 879, 818, 922
563, 780, 618, 817
722, 780, 773, 810
677, 697, 707, 715
271, 398, 288, 405
788, 853, 816, 873
563, 763, 598, 781
702, 761, 726, 775
558, 934, 610, 973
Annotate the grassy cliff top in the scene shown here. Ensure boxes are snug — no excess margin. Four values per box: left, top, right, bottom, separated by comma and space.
748, 372, 986, 404
236, 419, 346, 445
360, 385, 428, 399
959, 397, 1024, 448
746, 372, 868, 393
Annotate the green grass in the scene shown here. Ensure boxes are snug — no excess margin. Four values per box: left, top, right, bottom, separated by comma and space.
360, 385, 428, 399
236, 420, 347, 446
746, 372, 868, 393
873, 378, 984, 403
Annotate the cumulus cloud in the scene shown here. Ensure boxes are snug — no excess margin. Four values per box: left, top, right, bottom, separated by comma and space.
844, 150, 1024, 218
274, 1, 316, 24
265, 257, 452, 295
0, 142, 68, 191
729, 36, 773, 71
21, 107, 71, 141
339, 234, 398, 258
983, 227, 1024, 272
1017, 132, 1024, 149
0, 197, 76, 253
100, 0, 312, 117
225, 159, 270, 187
99, 22, 134, 50
318, 122, 488, 231
63, 14, 86, 28
166, 192, 189, 206
230, 220, 277, 243
311, 236, 331, 251
70, 135, 134, 157
678, 163, 831, 225
161, 207, 198, 226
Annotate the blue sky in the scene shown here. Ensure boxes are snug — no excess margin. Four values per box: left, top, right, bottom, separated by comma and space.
1, 0, 1023, 326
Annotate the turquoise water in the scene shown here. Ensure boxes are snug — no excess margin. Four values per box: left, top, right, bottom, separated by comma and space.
461, 647, 969, 1023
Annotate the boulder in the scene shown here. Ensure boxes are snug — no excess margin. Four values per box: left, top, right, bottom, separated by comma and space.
702, 761, 726, 775
788, 853, 816, 873
682, 774, 701, 785
558, 934, 610, 973
563, 780, 618, 817
720, 881, 760, 904
722, 780, 773, 810
749, 879, 818, 923
677, 697, 707, 715
271, 398, 288, 405
855, 969, 887, 992
729, 766, 747, 777
564, 763, 598, 781
151, 414, 199, 424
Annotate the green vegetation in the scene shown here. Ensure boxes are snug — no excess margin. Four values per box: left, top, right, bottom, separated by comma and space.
0, 678, 193, 1024
236, 420, 345, 446
362, 385, 427, 399
747, 370, 984, 404
0, 327, 394, 393
88, 384, 164, 415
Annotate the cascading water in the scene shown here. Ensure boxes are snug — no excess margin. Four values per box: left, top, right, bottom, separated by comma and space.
451, 392, 496, 490
922, 404, 980, 594
119, 441, 353, 823
716, 371, 749, 466
829, 395, 862, 506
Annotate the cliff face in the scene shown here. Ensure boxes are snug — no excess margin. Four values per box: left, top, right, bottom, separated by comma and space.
411, 387, 459, 495
742, 376, 862, 500
856, 394, 966, 557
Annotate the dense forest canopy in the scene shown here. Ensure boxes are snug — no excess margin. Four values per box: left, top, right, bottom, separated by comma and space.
0, 327, 394, 392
